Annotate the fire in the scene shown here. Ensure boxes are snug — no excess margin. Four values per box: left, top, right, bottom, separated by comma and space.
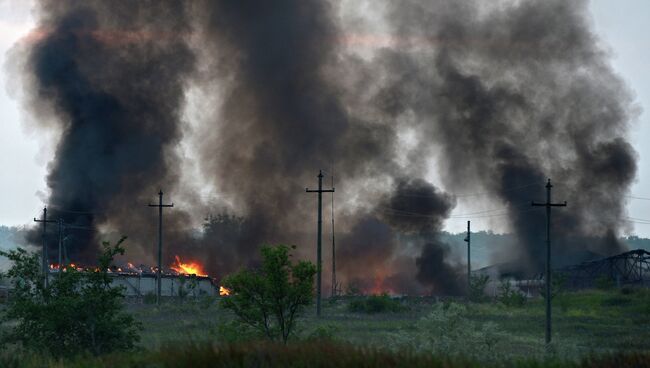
170, 255, 207, 277
219, 286, 231, 296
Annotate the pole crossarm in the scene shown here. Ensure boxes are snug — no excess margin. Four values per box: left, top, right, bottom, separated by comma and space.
305, 170, 335, 317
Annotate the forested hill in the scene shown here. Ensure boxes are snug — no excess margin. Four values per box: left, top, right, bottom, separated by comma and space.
438, 231, 650, 268
0, 225, 29, 250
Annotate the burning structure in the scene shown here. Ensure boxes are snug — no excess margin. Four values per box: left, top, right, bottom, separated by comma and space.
12, 0, 639, 296
47, 256, 221, 297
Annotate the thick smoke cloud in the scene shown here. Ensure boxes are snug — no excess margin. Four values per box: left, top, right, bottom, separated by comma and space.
19, 0, 638, 293
374, 0, 637, 274
23, 0, 196, 262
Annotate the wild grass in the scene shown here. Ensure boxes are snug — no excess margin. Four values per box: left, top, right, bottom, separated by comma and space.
2, 288, 649, 366
1, 341, 649, 368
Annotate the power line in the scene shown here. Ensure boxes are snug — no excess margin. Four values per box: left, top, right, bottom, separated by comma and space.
393, 182, 541, 199
378, 205, 538, 219
627, 195, 650, 201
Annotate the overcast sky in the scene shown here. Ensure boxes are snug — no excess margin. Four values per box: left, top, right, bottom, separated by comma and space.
1, 1, 649, 236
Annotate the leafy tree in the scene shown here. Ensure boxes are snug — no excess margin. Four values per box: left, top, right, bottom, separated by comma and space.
0, 237, 141, 357
220, 244, 316, 343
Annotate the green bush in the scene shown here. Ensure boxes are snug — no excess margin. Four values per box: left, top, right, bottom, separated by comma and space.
348, 293, 405, 314
390, 302, 503, 359
220, 244, 316, 343
595, 275, 615, 290
497, 279, 526, 307
0, 237, 141, 357
143, 292, 156, 304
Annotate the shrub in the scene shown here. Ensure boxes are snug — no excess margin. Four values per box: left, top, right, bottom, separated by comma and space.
348, 293, 405, 314
143, 291, 157, 304
220, 244, 316, 343
497, 279, 526, 307
541, 272, 567, 301
595, 275, 615, 290
391, 302, 503, 359
0, 237, 141, 357
469, 274, 490, 302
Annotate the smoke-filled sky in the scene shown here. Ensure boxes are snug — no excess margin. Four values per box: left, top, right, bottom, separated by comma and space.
1, 0, 648, 236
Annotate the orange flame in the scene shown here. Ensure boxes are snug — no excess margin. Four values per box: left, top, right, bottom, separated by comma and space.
219, 286, 231, 296
170, 255, 207, 277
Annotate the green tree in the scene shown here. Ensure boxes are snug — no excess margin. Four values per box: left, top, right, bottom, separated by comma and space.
0, 237, 141, 357
220, 244, 316, 343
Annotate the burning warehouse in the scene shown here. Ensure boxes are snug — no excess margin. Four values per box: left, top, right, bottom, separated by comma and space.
46, 256, 224, 298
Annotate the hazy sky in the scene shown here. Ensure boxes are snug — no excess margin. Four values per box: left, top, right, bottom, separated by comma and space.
1, 0, 649, 236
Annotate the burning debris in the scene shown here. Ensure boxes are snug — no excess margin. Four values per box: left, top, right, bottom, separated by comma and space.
15, 0, 638, 295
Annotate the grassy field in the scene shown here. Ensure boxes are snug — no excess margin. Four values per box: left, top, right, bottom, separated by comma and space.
131, 288, 650, 354
2, 287, 649, 366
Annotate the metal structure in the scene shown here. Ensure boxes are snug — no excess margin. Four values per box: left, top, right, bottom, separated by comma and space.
532, 178, 567, 346
559, 249, 650, 289
306, 170, 334, 317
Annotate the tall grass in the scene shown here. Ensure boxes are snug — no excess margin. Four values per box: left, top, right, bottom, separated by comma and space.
1, 341, 649, 368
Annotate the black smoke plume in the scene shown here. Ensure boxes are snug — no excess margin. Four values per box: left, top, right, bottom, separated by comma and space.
23, 0, 196, 262
373, 0, 637, 274
18, 0, 638, 293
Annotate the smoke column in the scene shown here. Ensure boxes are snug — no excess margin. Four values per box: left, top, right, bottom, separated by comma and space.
22, 0, 196, 261
372, 0, 637, 274
17, 0, 639, 292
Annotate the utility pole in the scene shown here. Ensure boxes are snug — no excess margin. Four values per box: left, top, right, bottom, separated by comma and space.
57, 219, 63, 268
306, 170, 334, 316
148, 190, 174, 305
532, 178, 567, 345
330, 174, 337, 298
34, 207, 55, 288
464, 220, 471, 298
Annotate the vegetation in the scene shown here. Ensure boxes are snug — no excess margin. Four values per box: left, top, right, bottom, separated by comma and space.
1, 341, 650, 368
0, 237, 141, 357
348, 293, 406, 314
220, 244, 316, 343
469, 274, 490, 302
0, 285, 648, 365
497, 279, 527, 307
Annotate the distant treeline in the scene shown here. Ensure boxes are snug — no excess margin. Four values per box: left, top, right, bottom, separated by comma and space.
437, 231, 650, 268
0, 225, 29, 250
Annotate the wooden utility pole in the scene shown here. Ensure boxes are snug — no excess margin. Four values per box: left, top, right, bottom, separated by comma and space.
464, 220, 471, 298
57, 219, 63, 268
148, 190, 174, 305
330, 174, 337, 298
306, 170, 334, 316
34, 207, 55, 287
532, 178, 567, 345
